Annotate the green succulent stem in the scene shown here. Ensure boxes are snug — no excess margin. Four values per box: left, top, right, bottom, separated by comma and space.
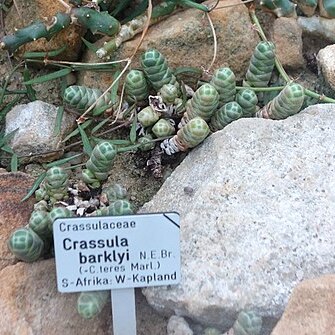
249, 9, 335, 104
236, 86, 285, 92
0, 8, 120, 54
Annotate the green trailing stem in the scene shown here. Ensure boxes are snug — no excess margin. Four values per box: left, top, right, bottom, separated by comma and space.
82, 141, 117, 188
210, 101, 243, 131
124, 70, 149, 104
77, 291, 109, 319
235, 88, 258, 117
63, 85, 117, 116
152, 119, 176, 137
0, 13, 71, 54
259, 0, 297, 17
178, 0, 209, 11
71, 8, 120, 36
233, 310, 262, 335
96, 1, 177, 58
210, 67, 236, 107
256, 83, 305, 119
1, 8, 120, 54
179, 83, 219, 127
7, 228, 44, 262
161, 116, 210, 155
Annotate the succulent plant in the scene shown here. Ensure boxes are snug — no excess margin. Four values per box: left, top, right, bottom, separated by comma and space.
95, 199, 134, 216
77, 197, 134, 319
235, 89, 258, 117
210, 101, 243, 131
256, 83, 304, 119
124, 69, 149, 104
7, 228, 44, 262
101, 183, 128, 203
0, 13, 71, 54
48, 207, 73, 233
0, 8, 120, 54
260, 0, 297, 17
244, 41, 276, 88
71, 7, 120, 36
141, 49, 178, 91
77, 291, 109, 319
233, 310, 262, 335
63, 85, 116, 116
28, 210, 52, 241
36, 167, 69, 205
152, 119, 176, 137
138, 134, 155, 151
179, 83, 219, 127
158, 83, 181, 105
210, 67, 236, 107
137, 106, 160, 128
319, 0, 335, 18
161, 116, 210, 155
82, 141, 117, 188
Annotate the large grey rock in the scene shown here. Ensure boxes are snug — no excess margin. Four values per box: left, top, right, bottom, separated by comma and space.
5, 100, 76, 163
141, 104, 335, 334
317, 44, 335, 91
297, 16, 335, 42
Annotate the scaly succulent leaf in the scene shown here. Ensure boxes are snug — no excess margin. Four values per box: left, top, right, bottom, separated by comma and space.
210, 67, 236, 107
8, 228, 44, 262
77, 291, 109, 319
63, 85, 114, 116
236, 89, 258, 117
161, 117, 210, 155
141, 49, 178, 91
256, 83, 304, 119
210, 101, 243, 131
244, 42, 276, 88
125, 69, 149, 103
180, 83, 219, 126
82, 141, 117, 188
152, 119, 175, 137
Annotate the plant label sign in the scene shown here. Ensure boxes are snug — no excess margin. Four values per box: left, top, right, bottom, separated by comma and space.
53, 212, 181, 293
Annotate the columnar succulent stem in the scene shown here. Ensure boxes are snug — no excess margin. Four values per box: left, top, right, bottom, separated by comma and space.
0, 7, 120, 54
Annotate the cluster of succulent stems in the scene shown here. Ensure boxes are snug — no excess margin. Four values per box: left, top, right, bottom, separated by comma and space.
5, 0, 335, 325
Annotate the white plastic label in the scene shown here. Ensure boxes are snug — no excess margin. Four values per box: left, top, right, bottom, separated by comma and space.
53, 212, 180, 293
